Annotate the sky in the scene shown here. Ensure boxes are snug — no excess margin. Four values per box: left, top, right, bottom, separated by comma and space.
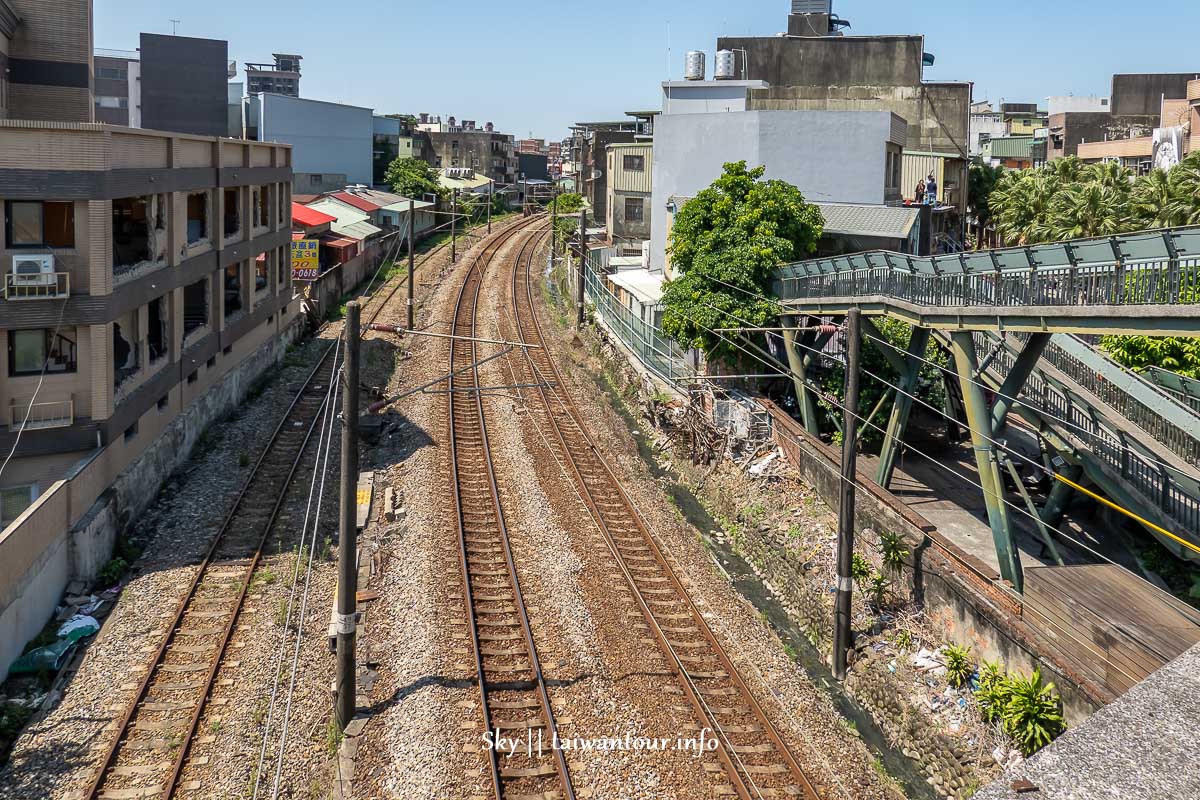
95, 0, 1200, 142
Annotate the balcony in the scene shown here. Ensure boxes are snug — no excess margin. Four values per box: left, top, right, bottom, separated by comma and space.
4, 272, 70, 301
9, 399, 74, 432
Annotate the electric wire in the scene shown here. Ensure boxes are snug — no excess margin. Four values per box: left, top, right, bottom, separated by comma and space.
657, 310, 1149, 687
251, 340, 342, 800
269, 359, 344, 799
696, 270, 1199, 481
0, 296, 71, 485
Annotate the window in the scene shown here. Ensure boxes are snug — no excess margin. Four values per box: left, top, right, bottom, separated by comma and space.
183, 277, 209, 336
187, 192, 209, 245
5, 201, 75, 248
223, 345, 232, 355
254, 187, 269, 228
97, 66, 128, 81
97, 95, 128, 109
206, 356, 216, 369
624, 197, 644, 222
224, 263, 243, 318
255, 256, 269, 291
7, 329, 77, 376
623, 154, 645, 172
148, 297, 168, 363
1101, 98, 1109, 106
223, 188, 240, 237
0, 485, 36, 526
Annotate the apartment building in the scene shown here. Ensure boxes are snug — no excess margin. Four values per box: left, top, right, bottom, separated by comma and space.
426, 128, 518, 186
246, 53, 302, 97
0, 0, 297, 673
605, 142, 652, 249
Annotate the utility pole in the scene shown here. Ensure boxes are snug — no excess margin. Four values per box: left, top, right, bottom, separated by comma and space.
550, 190, 558, 265
576, 210, 587, 330
450, 190, 458, 263
522, 177, 528, 217
336, 301, 361, 729
833, 307, 861, 681
406, 199, 415, 330
487, 181, 493, 234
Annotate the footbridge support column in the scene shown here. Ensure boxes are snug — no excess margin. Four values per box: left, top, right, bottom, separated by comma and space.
950, 331, 1024, 592
875, 325, 932, 489
782, 315, 831, 437
991, 333, 1052, 435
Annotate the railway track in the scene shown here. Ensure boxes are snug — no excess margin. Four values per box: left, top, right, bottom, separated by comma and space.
506, 227, 824, 800
445, 218, 576, 800
83, 345, 339, 800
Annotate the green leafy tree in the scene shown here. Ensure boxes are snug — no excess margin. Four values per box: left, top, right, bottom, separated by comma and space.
548, 192, 585, 215
384, 157, 447, 202
661, 162, 823, 363
968, 159, 1004, 229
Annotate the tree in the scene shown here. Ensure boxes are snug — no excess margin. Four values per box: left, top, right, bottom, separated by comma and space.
384, 157, 447, 202
968, 159, 1003, 229
660, 161, 823, 363
548, 192, 584, 214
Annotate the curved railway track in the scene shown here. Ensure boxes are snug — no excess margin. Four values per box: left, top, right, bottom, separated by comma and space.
446, 218, 576, 800
84, 345, 339, 800
82, 218, 507, 800
506, 226, 824, 800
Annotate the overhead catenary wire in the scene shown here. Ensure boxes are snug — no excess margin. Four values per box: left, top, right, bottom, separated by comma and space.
251, 340, 343, 800
657, 307, 1150, 688
696, 270, 1198, 482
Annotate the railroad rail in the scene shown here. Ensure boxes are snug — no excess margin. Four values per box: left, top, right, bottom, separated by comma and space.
446, 218, 575, 800
507, 227, 824, 800
84, 345, 339, 800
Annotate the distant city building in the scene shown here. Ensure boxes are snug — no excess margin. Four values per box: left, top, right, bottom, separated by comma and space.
605, 142, 653, 249
969, 108, 1006, 157
246, 54, 302, 97
2, 0, 93, 122
244, 94, 374, 191
426, 128, 517, 186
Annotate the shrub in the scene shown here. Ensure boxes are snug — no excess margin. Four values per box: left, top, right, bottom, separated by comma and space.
850, 553, 872, 584
944, 644, 974, 688
867, 573, 888, 608
879, 531, 910, 575
1001, 669, 1066, 756
975, 661, 1011, 724
97, 557, 128, 586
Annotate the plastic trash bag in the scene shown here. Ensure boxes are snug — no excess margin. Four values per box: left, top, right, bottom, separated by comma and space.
9, 638, 75, 675
57, 615, 100, 643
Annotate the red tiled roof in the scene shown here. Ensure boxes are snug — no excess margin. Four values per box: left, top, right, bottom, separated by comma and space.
292, 202, 337, 227
329, 192, 381, 213
320, 235, 358, 248
292, 194, 321, 204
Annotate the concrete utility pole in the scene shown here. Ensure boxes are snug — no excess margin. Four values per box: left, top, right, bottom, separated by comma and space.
576, 210, 587, 330
406, 199, 415, 330
550, 191, 558, 265
450, 190, 458, 263
833, 307, 861, 681
336, 301, 361, 728
487, 181, 493, 234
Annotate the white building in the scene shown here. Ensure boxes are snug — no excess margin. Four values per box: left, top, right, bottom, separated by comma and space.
648, 79, 906, 273
243, 93, 374, 193
970, 111, 1007, 157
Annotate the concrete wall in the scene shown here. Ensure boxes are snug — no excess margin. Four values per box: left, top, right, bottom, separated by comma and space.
93, 54, 131, 126
250, 93, 373, 186
1111, 73, 1200, 117
649, 110, 896, 271
718, 34, 924, 88
1047, 112, 1158, 160
0, 313, 302, 678
140, 33, 228, 137
1047, 96, 1109, 116
660, 80, 763, 114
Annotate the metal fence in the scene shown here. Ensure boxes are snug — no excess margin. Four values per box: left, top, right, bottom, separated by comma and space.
970, 332, 1200, 537
776, 226, 1200, 308
581, 254, 691, 384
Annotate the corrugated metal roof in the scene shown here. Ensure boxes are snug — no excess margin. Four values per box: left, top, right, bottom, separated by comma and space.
814, 203, 919, 240
438, 172, 493, 191
292, 202, 337, 227
982, 136, 1035, 159
332, 219, 382, 240
382, 199, 435, 213
607, 268, 664, 305
306, 198, 369, 224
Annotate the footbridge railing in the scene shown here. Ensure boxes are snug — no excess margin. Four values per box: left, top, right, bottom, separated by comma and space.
775, 227, 1200, 309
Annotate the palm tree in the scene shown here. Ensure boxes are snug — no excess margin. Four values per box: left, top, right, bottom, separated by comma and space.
1167, 153, 1200, 226
1047, 182, 1132, 241
1131, 169, 1179, 229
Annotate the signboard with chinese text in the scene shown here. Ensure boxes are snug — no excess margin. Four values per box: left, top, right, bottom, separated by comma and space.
291, 239, 319, 281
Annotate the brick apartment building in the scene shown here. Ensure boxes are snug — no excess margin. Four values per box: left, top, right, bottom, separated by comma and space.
0, 0, 297, 671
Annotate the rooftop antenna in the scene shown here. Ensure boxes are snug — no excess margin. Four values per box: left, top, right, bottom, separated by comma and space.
169, 18, 180, 35
666, 19, 672, 115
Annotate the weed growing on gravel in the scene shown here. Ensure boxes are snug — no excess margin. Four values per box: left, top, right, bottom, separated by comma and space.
238, 452, 250, 468
321, 536, 333, 561
742, 502, 766, 522
209, 719, 221, 735
251, 568, 277, 589
252, 698, 268, 728
275, 598, 289, 628
325, 720, 344, 757
786, 524, 803, 540
97, 557, 128, 587
782, 643, 798, 661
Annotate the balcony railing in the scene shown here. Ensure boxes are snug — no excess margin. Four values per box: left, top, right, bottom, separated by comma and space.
9, 399, 74, 432
4, 273, 70, 300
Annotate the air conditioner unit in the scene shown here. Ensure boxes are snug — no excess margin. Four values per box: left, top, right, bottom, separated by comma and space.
11, 255, 56, 286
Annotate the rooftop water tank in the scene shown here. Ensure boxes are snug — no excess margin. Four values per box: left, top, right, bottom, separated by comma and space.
684, 50, 706, 81
715, 50, 736, 80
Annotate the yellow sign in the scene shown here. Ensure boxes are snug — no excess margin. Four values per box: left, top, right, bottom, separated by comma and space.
291, 239, 319, 281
